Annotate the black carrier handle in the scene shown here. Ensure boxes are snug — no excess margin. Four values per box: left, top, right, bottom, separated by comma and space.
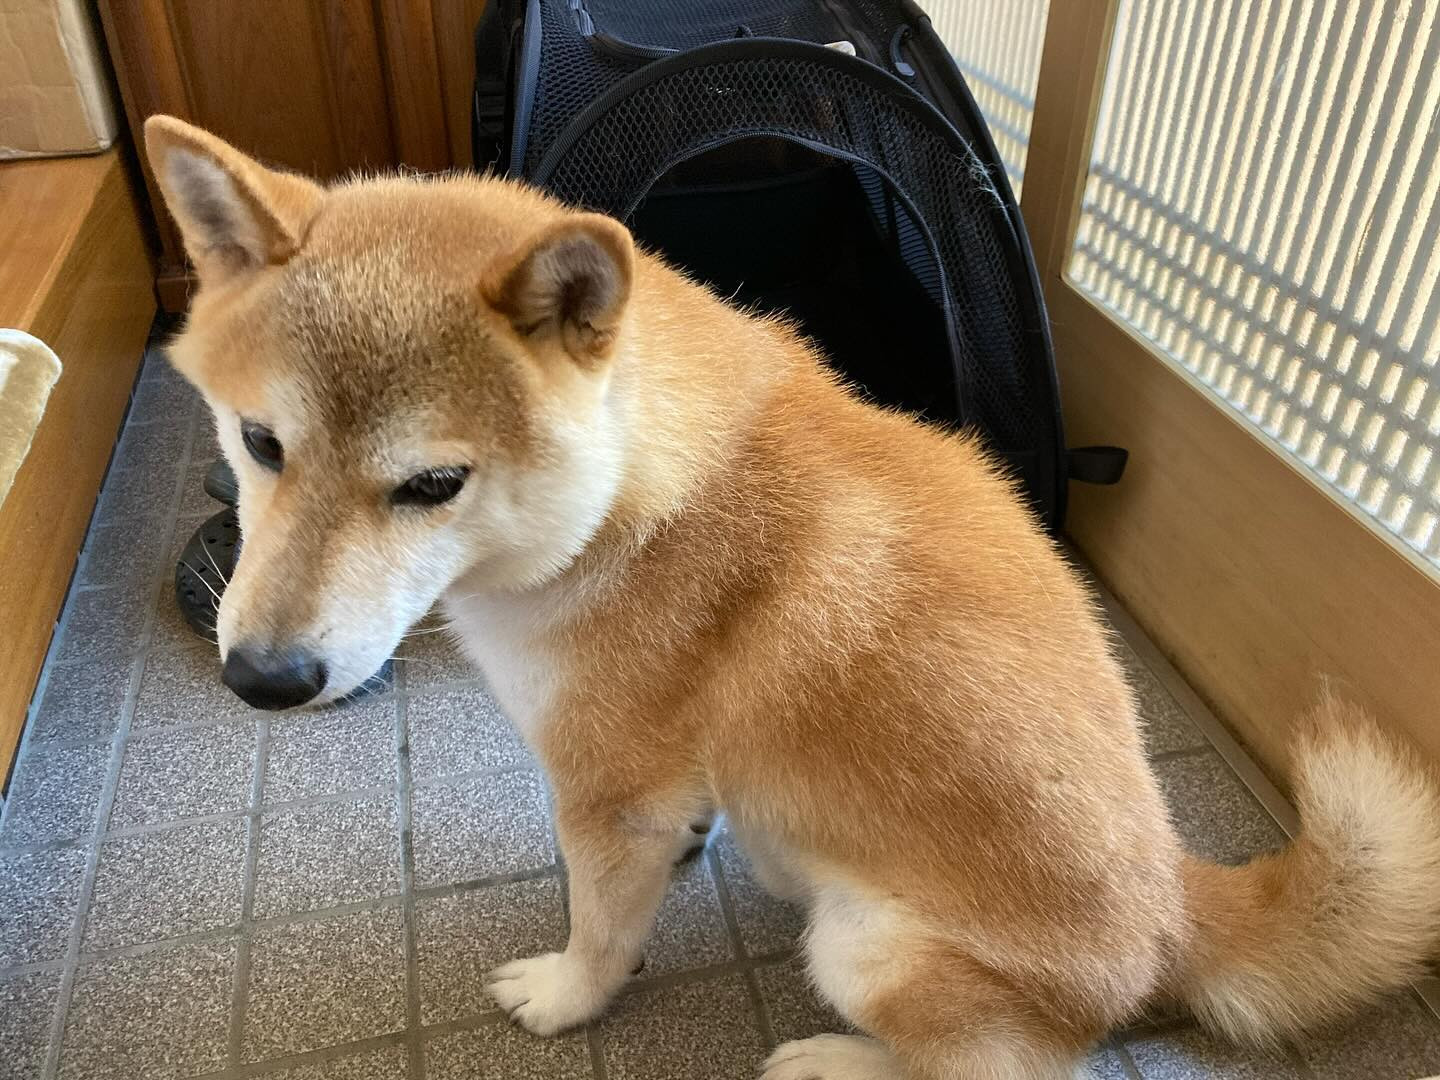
1066, 446, 1129, 485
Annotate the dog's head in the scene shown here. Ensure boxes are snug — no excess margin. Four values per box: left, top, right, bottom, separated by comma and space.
145, 117, 636, 709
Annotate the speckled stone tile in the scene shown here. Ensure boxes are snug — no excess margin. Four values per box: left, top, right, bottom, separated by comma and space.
254, 1042, 410, 1079
177, 471, 228, 520
395, 623, 477, 688
110, 408, 193, 472
426, 1021, 592, 1079
84, 819, 247, 949
253, 795, 402, 918
1297, 992, 1440, 1079
243, 906, 407, 1061
410, 771, 553, 888
0, 742, 111, 845
1089, 1043, 1137, 1079
1153, 752, 1285, 865
0, 847, 86, 966
190, 415, 222, 466
148, 571, 212, 653
136, 341, 171, 380
109, 718, 256, 827
132, 645, 256, 729
415, 876, 566, 1023
1125, 1026, 1302, 1078
266, 701, 398, 805
711, 828, 806, 957
0, 969, 61, 1080
642, 856, 731, 978
754, 959, 849, 1045
127, 362, 199, 423
1116, 646, 1207, 756
77, 511, 175, 590
407, 686, 529, 779
94, 460, 185, 528
53, 585, 151, 665
599, 975, 767, 1080
25, 654, 134, 744
58, 939, 235, 1080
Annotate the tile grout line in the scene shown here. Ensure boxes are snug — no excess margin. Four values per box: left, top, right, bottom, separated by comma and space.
39, 398, 200, 1080
536, 781, 606, 1077
393, 670, 427, 1080
36, 671, 130, 1080
0, 958, 67, 980
34, 672, 500, 750
1089, 578, 1302, 838
4, 767, 419, 853
3, 351, 174, 786
585, 1025, 608, 1080
53, 893, 412, 970
226, 715, 271, 1066
1282, 1038, 1321, 1079
1110, 1038, 1145, 1080
178, 949, 804, 1080
0, 866, 575, 984
1415, 976, 1440, 1025
193, 1030, 413, 1080
188, 1011, 519, 1079
1095, 569, 1440, 1041
705, 840, 777, 1049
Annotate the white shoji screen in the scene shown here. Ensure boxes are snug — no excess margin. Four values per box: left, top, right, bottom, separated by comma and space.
1068, 0, 1440, 569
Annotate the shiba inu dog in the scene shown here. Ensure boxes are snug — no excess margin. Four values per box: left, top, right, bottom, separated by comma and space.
143, 115, 1440, 1079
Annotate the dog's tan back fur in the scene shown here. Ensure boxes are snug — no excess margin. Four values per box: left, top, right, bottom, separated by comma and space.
145, 116, 1440, 1078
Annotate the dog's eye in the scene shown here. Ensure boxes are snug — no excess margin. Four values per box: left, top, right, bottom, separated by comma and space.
393, 466, 470, 507
241, 421, 283, 471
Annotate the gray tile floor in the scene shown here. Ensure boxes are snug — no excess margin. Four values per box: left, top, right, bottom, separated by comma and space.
3, 344, 1439, 1079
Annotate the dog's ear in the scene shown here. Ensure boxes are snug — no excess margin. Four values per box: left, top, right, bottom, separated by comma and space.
485, 214, 635, 366
143, 115, 325, 284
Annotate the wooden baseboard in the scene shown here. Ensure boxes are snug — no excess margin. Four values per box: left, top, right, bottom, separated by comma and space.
0, 151, 156, 779
156, 263, 195, 314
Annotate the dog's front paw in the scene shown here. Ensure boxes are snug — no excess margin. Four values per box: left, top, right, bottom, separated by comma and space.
761, 1035, 900, 1079
487, 952, 608, 1036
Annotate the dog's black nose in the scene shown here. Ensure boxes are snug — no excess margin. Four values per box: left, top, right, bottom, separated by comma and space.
222, 646, 327, 710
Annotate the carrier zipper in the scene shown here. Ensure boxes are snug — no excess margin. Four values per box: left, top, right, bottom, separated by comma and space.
569, 0, 677, 65
588, 31, 678, 64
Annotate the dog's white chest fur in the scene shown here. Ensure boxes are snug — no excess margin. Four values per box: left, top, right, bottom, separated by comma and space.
443, 587, 566, 740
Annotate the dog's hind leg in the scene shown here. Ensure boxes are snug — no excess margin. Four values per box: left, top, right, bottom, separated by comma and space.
762, 885, 1095, 1080
728, 821, 809, 902
487, 795, 695, 1035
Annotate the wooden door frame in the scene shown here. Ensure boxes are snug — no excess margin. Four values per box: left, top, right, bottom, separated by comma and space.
1021, 0, 1440, 776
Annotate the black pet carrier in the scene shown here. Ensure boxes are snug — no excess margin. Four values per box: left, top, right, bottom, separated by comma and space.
472, 0, 1124, 529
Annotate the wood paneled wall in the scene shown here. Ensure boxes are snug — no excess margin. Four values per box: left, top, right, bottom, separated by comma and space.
98, 0, 490, 310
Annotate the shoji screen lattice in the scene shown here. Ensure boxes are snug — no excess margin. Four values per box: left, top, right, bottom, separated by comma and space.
928, 1, 1052, 196
1068, 0, 1440, 569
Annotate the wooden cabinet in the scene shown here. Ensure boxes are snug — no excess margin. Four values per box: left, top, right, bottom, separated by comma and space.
97, 0, 487, 310
0, 152, 155, 773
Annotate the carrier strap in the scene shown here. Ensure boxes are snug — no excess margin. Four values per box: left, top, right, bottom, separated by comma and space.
1066, 446, 1128, 485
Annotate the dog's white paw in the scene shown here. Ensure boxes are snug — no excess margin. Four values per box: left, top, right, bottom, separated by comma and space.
761, 1035, 901, 1080
486, 952, 606, 1036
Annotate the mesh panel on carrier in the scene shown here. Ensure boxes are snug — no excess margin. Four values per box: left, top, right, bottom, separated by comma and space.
474, 0, 1076, 528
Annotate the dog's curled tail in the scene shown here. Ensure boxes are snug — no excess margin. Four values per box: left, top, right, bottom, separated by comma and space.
1169, 690, 1440, 1044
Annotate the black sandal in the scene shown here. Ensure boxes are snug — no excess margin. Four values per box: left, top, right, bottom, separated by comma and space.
174, 461, 240, 640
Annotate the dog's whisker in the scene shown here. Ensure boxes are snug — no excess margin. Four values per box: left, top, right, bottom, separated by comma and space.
403, 624, 452, 637
199, 540, 232, 587
181, 561, 225, 604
